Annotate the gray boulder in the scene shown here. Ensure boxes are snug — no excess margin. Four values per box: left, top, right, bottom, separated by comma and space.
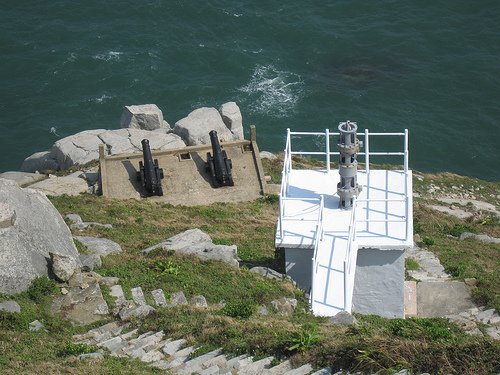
143, 228, 239, 267
191, 295, 208, 307
50, 252, 78, 282
0, 300, 21, 313
250, 266, 286, 280
259, 151, 278, 160
0, 179, 80, 294
168, 291, 188, 307
29, 320, 45, 331
271, 298, 297, 316
0, 171, 46, 186
120, 104, 169, 131
51, 129, 106, 170
20, 151, 59, 173
219, 102, 244, 140
144, 228, 212, 253
79, 254, 102, 271
329, 311, 358, 325
74, 236, 123, 256
173, 107, 236, 146
23, 129, 186, 172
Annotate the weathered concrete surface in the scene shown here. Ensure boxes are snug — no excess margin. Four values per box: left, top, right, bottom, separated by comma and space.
417, 281, 476, 317
173, 107, 235, 146
0, 179, 80, 294
352, 248, 405, 318
404, 281, 417, 317
99, 139, 265, 205
0, 171, 46, 186
284, 247, 314, 292
29, 175, 89, 196
120, 104, 169, 131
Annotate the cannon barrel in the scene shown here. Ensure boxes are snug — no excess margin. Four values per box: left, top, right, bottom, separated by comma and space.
137, 139, 164, 196
206, 130, 234, 187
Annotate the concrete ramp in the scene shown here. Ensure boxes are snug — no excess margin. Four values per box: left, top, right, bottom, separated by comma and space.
99, 127, 268, 206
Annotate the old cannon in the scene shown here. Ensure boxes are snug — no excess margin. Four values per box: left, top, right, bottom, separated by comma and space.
137, 139, 164, 196
206, 130, 234, 187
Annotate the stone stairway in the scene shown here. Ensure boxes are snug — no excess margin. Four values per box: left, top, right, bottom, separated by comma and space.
73, 283, 333, 374
73, 321, 332, 375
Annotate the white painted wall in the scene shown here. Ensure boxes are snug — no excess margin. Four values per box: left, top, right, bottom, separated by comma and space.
351, 248, 405, 318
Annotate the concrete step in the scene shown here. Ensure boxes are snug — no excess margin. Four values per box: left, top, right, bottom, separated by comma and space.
162, 338, 187, 355
131, 286, 148, 306
310, 369, 332, 375
176, 349, 223, 375
283, 363, 313, 375
263, 360, 293, 374
238, 356, 274, 375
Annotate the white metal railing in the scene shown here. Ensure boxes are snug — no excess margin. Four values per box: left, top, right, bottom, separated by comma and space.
310, 195, 325, 305
278, 128, 410, 242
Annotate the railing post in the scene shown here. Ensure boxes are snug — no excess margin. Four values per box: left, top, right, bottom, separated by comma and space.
404, 129, 408, 174
325, 128, 330, 173
343, 260, 347, 310
279, 194, 283, 239
404, 129, 409, 242
310, 257, 314, 305
364, 129, 369, 173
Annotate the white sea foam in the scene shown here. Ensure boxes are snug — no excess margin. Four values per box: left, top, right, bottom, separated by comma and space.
239, 64, 304, 117
92, 94, 113, 104
49, 126, 60, 137
93, 51, 123, 62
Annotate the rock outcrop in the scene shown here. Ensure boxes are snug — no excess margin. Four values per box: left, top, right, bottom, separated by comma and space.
143, 229, 239, 268
173, 107, 237, 146
21, 129, 186, 172
219, 102, 244, 140
120, 104, 170, 131
0, 179, 80, 294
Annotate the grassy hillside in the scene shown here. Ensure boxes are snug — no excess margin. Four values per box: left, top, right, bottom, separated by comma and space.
0, 157, 499, 374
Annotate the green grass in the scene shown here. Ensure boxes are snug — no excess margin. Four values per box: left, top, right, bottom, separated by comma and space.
1, 158, 499, 374
405, 258, 420, 271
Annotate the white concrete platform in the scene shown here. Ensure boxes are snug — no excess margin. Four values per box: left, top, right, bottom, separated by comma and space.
276, 168, 413, 316
276, 169, 413, 249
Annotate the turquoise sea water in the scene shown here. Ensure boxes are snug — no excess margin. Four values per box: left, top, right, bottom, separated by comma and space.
1, 1, 499, 179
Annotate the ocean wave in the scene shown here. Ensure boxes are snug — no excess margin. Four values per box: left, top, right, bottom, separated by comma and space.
90, 94, 113, 104
93, 51, 123, 62
239, 64, 304, 118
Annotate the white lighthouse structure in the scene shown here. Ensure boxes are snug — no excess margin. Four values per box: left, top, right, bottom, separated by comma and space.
275, 123, 413, 318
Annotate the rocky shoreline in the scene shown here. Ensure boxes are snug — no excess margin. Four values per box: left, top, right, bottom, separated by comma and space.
18, 102, 244, 174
